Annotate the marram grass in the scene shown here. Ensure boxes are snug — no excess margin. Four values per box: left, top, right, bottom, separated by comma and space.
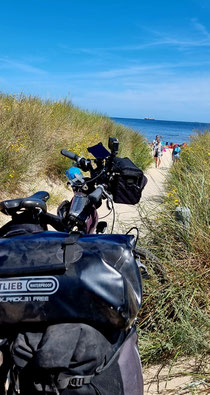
137, 132, 210, 365
0, 93, 152, 193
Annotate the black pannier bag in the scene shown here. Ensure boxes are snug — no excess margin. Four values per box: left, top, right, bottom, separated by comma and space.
11, 323, 143, 394
110, 157, 148, 205
0, 231, 142, 330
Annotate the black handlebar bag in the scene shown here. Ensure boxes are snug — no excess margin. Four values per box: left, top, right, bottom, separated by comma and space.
110, 157, 148, 205
0, 231, 142, 331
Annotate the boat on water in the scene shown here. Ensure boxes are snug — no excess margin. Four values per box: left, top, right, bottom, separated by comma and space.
144, 117, 155, 120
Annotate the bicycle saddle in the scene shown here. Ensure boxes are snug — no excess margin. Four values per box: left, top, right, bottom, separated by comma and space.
0, 191, 50, 215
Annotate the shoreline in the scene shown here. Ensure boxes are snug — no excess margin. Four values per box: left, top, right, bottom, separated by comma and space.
111, 116, 210, 145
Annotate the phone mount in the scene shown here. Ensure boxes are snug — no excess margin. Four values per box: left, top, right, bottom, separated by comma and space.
108, 137, 119, 156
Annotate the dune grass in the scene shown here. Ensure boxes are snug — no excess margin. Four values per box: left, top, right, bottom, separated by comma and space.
137, 132, 210, 365
0, 93, 152, 194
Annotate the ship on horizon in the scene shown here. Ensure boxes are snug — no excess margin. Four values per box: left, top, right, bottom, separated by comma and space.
144, 116, 155, 120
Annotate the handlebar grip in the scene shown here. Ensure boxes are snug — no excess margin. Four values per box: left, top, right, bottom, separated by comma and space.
61, 149, 79, 161
88, 186, 103, 205
41, 212, 66, 232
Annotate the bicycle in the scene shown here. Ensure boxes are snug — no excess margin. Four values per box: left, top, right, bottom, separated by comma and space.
58, 138, 166, 283
0, 137, 163, 394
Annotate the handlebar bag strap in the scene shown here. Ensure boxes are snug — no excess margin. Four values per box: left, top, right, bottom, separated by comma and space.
111, 157, 148, 205
62, 231, 82, 264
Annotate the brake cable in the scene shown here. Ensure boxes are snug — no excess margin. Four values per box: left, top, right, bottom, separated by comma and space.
126, 227, 139, 245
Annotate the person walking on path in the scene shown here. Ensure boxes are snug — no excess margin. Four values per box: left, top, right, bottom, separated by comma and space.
152, 135, 158, 151
172, 144, 181, 163
153, 136, 162, 168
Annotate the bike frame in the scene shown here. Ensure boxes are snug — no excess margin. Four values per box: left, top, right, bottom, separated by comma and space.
68, 192, 99, 234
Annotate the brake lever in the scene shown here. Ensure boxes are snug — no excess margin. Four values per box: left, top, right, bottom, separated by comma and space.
97, 186, 113, 210
106, 199, 112, 211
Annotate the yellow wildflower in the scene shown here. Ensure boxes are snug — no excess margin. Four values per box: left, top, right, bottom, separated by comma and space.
9, 170, 15, 178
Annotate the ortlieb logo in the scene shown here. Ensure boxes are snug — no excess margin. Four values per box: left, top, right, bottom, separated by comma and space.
0, 276, 59, 296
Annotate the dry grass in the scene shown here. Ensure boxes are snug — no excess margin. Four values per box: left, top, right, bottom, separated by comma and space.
0, 93, 152, 195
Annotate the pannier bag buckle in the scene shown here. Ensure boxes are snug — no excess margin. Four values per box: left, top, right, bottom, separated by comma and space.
68, 375, 94, 388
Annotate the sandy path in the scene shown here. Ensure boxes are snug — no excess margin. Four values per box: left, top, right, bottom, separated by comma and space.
143, 356, 210, 394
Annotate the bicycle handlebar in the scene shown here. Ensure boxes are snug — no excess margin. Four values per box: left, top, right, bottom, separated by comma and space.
40, 212, 67, 232
88, 186, 104, 205
61, 149, 80, 161
61, 149, 93, 173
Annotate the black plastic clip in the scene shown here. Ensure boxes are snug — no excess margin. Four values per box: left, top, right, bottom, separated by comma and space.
68, 375, 94, 388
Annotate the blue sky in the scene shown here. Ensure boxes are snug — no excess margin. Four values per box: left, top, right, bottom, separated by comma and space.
1, 0, 210, 122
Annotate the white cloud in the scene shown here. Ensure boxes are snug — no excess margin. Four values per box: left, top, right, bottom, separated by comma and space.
191, 18, 210, 39
0, 58, 46, 75
59, 28, 210, 57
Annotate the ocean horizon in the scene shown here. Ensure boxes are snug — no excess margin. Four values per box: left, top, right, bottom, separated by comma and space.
111, 117, 210, 145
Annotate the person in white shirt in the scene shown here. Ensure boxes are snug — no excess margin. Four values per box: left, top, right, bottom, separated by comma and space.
153, 136, 162, 168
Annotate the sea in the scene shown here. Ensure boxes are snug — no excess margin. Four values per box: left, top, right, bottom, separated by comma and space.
111, 117, 210, 145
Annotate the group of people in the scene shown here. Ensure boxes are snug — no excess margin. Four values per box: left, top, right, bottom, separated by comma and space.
152, 136, 182, 167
